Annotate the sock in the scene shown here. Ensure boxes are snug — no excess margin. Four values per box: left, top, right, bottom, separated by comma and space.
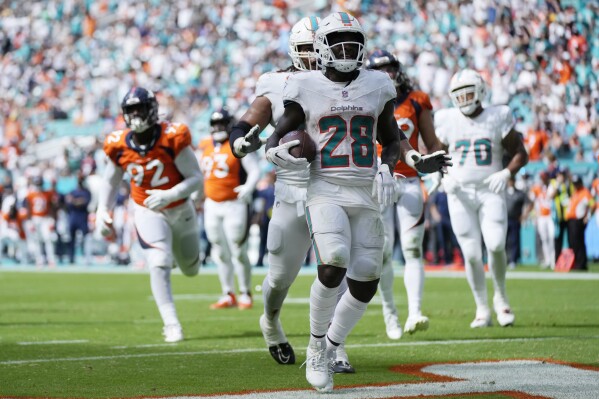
403, 257, 424, 317
262, 274, 289, 321
488, 249, 508, 305
310, 278, 339, 337
327, 290, 368, 345
379, 257, 398, 322
150, 266, 179, 326
464, 258, 488, 311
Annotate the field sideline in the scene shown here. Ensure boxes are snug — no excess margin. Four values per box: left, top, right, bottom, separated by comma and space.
1, 266, 598, 399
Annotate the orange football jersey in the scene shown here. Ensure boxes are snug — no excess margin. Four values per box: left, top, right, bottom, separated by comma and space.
198, 138, 244, 202
377, 91, 432, 178
104, 121, 191, 208
26, 190, 55, 217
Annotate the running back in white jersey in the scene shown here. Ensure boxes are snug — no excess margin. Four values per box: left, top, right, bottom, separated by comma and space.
256, 71, 309, 187
283, 69, 396, 187
434, 105, 514, 185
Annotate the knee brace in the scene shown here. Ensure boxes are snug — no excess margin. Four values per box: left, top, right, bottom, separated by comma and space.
347, 277, 380, 303
317, 264, 346, 288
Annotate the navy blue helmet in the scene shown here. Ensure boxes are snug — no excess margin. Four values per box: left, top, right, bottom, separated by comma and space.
121, 87, 159, 133
366, 49, 413, 95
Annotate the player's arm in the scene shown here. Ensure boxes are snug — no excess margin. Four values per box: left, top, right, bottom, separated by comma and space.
235, 153, 261, 202
502, 129, 529, 176
230, 96, 273, 158
264, 101, 309, 170
483, 128, 529, 194
144, 146, 203, 211
376, 99, 403, 172
419, 108, 447, 153
95, 159, 124, 238
265, 101, 305, 151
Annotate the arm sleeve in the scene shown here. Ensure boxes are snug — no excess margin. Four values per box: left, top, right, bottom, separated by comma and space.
173, 124, 193, 156
171, 145, 204, 200
500, 106, 516, 139
96, 158, 124, 214
240, 152, 261, 190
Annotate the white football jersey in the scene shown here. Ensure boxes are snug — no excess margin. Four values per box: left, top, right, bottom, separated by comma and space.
283, 69, 396, 187
256, 71, 309, 187
435, 105, 515, 185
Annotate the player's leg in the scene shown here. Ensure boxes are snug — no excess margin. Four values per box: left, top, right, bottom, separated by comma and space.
396, 178, 429, 334
170, 201, 201, 277
133, 203, 182, 342
223, 200, 253, 309
304, 203, 351, 391
378, 204, 402, 339
41, 216, 57, 266
260, 199, 311, 364
29, 218, 45, 267
447, 191, 489, 327
204, 198, 236, 308
479, 191, 514, 326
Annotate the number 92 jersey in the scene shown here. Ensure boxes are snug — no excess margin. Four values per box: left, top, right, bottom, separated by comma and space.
283, 70, 396, 187
104, 121, 191, 208
434, 105, 514, 185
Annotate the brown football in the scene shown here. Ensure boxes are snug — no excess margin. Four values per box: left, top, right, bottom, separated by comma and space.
279, 129, 317, 163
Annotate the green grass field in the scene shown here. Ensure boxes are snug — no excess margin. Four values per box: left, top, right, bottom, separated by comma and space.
1, 266, 598, 398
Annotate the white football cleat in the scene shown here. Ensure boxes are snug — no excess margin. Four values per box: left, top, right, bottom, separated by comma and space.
493, 296, 515, 327
304, 339, 334, 392
238, 293, 253, 310
385, 315, 403, 340
470, 308, 492, 328
163, 324, 184, 343
404, 315, 429, 335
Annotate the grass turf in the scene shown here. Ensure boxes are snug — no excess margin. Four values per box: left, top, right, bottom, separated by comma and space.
0, 268, 598, 398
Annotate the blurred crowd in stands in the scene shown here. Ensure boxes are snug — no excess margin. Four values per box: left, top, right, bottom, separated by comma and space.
0, 0, 597, 267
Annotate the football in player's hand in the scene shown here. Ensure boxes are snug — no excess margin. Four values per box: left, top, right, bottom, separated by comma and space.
279, 130, 317, 163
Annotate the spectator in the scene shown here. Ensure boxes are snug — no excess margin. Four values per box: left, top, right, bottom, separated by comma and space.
65, 174, 92, 264
548, 167, 573, 261
565, 175, 594, 271
505, 175, 532, 269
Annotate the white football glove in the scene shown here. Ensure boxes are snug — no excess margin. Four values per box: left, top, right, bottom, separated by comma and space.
422, 171, 442, 196
95, 210, 114, 239
406, 150, 453, 174
233, 124, 267, 157
372, 164, 396, 207
233, 184, 253, 203
144, 189, 178, 211
484, 168, 511, 193
265, 140, 310, 171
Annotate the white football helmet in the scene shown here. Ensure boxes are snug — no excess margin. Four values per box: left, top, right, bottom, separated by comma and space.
289, 16, 321, 71
448, 69, 487, 116
314, 12, 366, 73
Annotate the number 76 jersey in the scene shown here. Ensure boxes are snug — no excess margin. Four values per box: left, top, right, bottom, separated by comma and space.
103, 121, 191, 208
434, 105, 515, 185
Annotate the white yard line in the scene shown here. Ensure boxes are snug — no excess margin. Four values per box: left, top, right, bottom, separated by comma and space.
2, 335, 597, 366
1, 265, 598, 280
17, 339, 89, 345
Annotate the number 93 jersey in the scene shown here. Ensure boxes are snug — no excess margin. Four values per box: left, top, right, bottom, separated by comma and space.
283, 70, 396, 187
434, 105, 515, 185
104, 121, 191, 208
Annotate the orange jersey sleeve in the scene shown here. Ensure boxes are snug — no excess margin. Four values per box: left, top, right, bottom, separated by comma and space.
103, 122, 191, 208
392, 91, 432, 178
199, 138, 243, 202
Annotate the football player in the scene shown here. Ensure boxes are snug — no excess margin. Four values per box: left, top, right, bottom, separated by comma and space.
366, 50, 446, 339
227, 17, 340, 368
96, 87, 203, 343
229, 16, 356, 372
265, 12, 450, 392
24, 176, 58, 268
434, 69, 528, 328
198, 108, 260, 310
